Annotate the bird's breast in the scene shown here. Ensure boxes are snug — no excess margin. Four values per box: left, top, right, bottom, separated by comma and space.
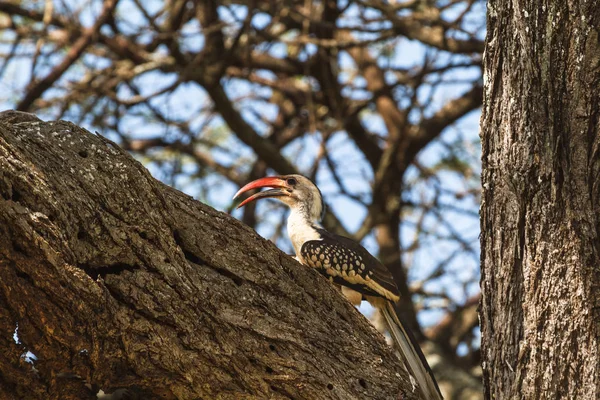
287, 214, 321, 259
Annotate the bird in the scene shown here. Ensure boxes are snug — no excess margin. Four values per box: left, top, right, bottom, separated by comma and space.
233, 174, 442, 400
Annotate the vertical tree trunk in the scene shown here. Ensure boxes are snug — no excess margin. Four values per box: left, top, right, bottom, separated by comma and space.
480, 1, 600, 399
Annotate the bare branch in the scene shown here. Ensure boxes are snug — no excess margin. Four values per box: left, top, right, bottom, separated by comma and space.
17, 0, 119, 111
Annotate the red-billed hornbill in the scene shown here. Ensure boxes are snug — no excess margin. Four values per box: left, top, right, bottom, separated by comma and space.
234, 174, 442, 400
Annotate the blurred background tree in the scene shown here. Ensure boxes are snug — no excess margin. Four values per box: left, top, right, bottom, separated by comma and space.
0, 0, 484, 397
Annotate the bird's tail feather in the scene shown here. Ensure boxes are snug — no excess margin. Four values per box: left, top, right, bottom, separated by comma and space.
381, 301, 443, 400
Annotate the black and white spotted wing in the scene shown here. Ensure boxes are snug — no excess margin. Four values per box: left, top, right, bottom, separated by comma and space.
300, 229, 400, 302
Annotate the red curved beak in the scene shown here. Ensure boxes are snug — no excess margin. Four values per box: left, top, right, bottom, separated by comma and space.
233, 176, 290, 208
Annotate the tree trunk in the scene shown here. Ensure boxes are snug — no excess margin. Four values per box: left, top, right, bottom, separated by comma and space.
0, 111, 417, 399
480, 2, 600, 399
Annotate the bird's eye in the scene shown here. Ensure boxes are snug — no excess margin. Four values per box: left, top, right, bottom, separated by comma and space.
286, 178, 297, 186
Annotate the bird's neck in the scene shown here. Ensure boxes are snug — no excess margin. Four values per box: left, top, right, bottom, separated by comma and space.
287, 206, 321, 256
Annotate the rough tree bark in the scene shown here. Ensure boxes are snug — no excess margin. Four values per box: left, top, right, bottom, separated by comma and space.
0, 111, 417, 399
480, 1, 600, 399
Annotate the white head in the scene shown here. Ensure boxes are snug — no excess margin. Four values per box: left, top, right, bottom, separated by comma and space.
233, 174, 324, 222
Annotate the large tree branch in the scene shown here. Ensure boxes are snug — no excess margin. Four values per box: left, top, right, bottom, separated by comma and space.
0, 111, 420, 399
